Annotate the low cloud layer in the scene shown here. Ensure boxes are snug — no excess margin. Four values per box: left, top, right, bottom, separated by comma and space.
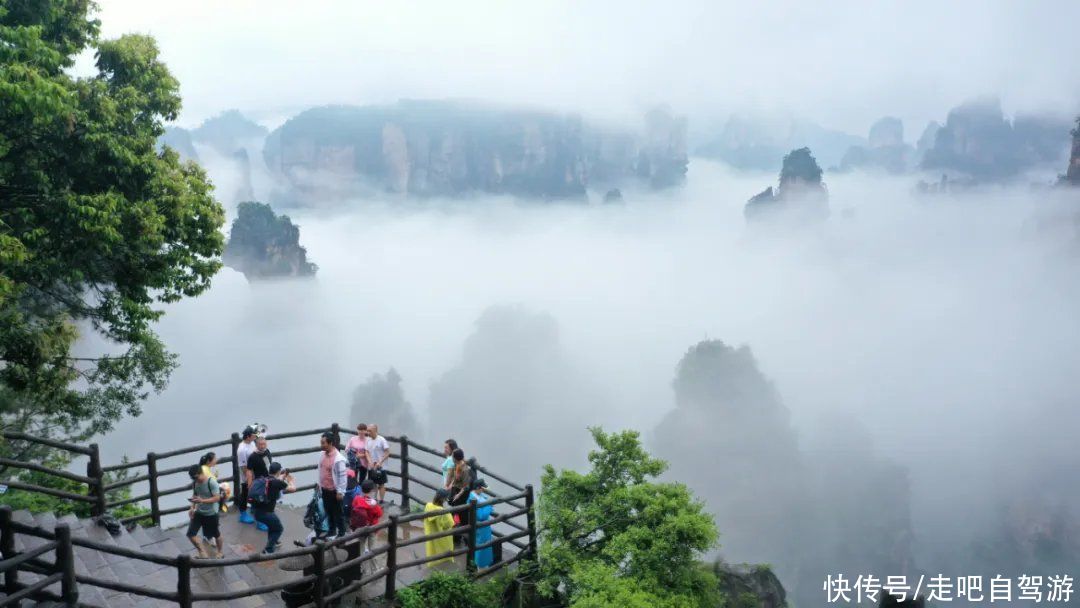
99, 160, 1080, 600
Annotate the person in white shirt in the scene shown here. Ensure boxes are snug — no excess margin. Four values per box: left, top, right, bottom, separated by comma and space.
236, 426, 257, 524
365, 424, 392, 504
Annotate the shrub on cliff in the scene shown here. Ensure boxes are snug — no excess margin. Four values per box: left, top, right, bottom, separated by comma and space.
538, 428, 720, 607
223, 202, 317, 280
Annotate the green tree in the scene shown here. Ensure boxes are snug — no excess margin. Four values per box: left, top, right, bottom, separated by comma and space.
222, 201, 316, 280
0, 1, 225, 454
778, 147, 823, 186
538, 428, 719, 607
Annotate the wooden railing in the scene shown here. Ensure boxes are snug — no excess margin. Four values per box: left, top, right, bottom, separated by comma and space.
0, 424, 538, 606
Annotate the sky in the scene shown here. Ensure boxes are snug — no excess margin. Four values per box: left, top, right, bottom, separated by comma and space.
84, 0, 1080, 135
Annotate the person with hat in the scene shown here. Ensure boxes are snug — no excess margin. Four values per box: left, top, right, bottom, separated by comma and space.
251, 462, 296, 555
236, 426, 258, 524
468, 479, 495, 568
423, 489, 456, 567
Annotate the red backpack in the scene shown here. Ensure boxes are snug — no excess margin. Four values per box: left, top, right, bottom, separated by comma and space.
349, 495, 382, 530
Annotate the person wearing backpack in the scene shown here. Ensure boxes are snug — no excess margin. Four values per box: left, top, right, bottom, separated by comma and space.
247, 436, 273, 532
251, 462, 295, 555
349, 480, 383, 553
186, 464, 223, 558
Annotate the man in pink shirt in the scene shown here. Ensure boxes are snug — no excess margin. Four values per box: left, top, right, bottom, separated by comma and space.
318, 431, 348, 538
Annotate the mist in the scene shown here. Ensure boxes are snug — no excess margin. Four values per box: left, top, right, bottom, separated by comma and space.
84, 1, 1080, 136
65, 1, 1080, 599
95, 155, 1080, 600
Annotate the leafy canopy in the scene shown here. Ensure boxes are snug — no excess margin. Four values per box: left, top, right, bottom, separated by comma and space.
0, 0, 225, 448
538, 427, 719, 607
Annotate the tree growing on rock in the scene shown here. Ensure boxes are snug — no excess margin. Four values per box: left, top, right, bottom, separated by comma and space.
223, 202, 317, 280
745, 147, 829, 222
538, 427, 720, 607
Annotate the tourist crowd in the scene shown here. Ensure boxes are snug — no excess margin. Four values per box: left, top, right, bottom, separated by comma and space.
185, 423, 496, 570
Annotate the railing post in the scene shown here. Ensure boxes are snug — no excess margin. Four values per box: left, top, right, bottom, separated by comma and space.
229, 432, 241, 507
313, 541, 326, 608
86, 443, 106, 517
525, 484, 538, 558
466, 498, 478, 574
0, 506, 17, 596
176, 554, 192, 608
54, 523, 78, 606
399, 436, 410, 514
147, 452, 161, 526
384, 515, 398, 601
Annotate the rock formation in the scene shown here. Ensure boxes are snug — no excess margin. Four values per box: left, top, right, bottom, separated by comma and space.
428, 306, 607, 481
191, 109, 268, 156
262, 100, 686, 203
159, 127, 199, 163
921, 97, 1071, 181
712, 562, 788, 608
915, 121, 941, 158
653, 339, 916, 608
350, 368, 423, 441
652, 341, 806, 567
745, 147, 829, 221
696, 114, 863, 172
222, 201, 317, 280
838, 117, 914, 174
1064, 117, 1080, 186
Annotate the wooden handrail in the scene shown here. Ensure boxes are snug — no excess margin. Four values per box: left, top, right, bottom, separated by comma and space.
0, 425, 540, 606
0, 432, 94, 456
0, 458, 93, 485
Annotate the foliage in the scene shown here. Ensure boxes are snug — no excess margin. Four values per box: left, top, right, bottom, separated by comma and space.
396, 571, 504, 608
222, 201, 316, 279
778, 147, 823, 185
537, 428, 719, 607
0, 0, 225, 449
0, 452, 150, 524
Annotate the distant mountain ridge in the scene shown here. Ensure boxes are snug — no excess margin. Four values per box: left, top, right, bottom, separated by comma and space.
261, 100, 687, 202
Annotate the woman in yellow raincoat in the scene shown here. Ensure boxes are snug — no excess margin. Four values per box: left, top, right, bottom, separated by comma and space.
423, 489, 456, 567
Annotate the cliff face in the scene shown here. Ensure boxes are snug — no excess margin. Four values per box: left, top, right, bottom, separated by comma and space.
262, 101, 686, 202
1066, 118, 1080, 186
223, 202, 317, 280
838, 117, 914, 174
696, 114, 863, 173
921, 98, 1070, 180
745, 147, 829, 222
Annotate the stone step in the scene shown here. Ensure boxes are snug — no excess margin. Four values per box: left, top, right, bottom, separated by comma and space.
7, 508, 424, 607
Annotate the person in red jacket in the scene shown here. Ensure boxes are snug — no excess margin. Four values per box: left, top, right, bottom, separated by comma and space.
350, 479, 383, 552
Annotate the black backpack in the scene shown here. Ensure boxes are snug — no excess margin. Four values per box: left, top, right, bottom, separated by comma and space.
248, 477, 271, 506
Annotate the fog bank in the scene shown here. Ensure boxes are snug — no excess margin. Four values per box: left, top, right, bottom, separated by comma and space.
100, 161, 1080, 599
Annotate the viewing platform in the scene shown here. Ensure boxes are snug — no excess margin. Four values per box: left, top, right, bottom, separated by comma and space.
0, 425, 537, 606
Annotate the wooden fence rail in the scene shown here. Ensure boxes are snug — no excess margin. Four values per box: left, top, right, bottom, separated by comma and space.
0, 424, 537, 606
